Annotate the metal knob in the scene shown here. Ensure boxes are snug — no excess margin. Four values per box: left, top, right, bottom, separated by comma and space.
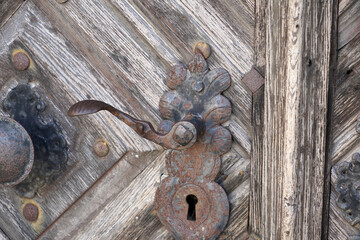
0, 116, 34, 187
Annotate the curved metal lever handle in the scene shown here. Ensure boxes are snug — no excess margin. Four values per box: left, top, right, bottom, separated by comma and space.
68, 100, 197, 150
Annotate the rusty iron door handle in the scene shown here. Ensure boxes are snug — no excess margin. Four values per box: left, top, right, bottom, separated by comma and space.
68, 42, 232, 239
68, 100, 197, 150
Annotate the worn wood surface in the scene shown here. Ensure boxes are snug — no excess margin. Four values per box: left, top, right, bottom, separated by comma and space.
338, 0, 360, 49
0, 0, 255, 239
328, 0, 360, 237
0, 0, 23, 29
262, 0, 333, 239
248, 0, 266, 238
0, 228, 9, 240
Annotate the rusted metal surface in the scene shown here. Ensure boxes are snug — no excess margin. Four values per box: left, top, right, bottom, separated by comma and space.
241, 68, 264, 93
3, 83, 68, 198
334, 152, 360, 230
12, 52, 30, 71
155, 44, 231, 240
0, 116, 34, 188
349, 236, 360, 240
68, 100, 197, 150
93, 139, 109, 157
22, 203, 39, 222
68, 42, 232, 239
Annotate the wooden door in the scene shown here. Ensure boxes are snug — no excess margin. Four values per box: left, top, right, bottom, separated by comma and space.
0, 1, 255, 239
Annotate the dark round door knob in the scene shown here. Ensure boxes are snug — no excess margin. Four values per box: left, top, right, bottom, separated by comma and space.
0, 116, 34, 187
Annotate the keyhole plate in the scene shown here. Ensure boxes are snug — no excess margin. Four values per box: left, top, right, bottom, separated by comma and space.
172, 184, 210, 228
155, 178, 229, 239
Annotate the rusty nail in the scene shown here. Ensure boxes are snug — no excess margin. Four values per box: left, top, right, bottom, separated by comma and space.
23, 203, 39, 222
194, 42, 211, 59
12, 52, 30, 71
173, 124, 194, 146
93, 139, 109, 157
242, 68, 265, 93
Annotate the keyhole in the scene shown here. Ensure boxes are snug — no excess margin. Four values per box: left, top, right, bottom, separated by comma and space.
186, 194, 198, 221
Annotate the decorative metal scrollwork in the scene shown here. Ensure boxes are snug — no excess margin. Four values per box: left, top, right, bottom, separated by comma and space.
68, 42, 233, 239
334, 152, 360, 230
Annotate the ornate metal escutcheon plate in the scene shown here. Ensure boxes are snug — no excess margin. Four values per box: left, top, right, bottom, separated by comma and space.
334, 152, 360, 230
154, 48, 231, 240
68, 43, 232, 239
3, 83, 68, 198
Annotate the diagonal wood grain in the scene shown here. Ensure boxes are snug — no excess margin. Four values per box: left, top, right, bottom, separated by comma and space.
0, 228, 9, 240
338, 0, 360, 49
330, 33, 360, 165
0, 0, 23, 29
37, 151, 162, 240
328, 4, 360, 238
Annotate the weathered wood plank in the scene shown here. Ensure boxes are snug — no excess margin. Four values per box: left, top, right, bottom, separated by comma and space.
31, 0, 165, 126
35, 0, 170, 117
0, 0, 23, 29
339, 0, 357, 15
37, 151, 162, 239
331, 33, 360, 165
262, 0, 334, 239
248, 0, 266, 237
249, 86, 264, 239
338, 0, 360, 49
0, 228, 9, 240
335, 31, 360, 88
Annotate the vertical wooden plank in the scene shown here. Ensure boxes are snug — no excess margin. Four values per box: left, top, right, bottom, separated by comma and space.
321, 0, 339, 238
248, 0, 266, 237
262, 0, 334, 239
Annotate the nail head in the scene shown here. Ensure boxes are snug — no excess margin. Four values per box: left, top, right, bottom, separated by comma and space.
93, 139, 109, 157
23, 203, 39, 222
12, 52, 30, 71
194, 42, 211, 59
